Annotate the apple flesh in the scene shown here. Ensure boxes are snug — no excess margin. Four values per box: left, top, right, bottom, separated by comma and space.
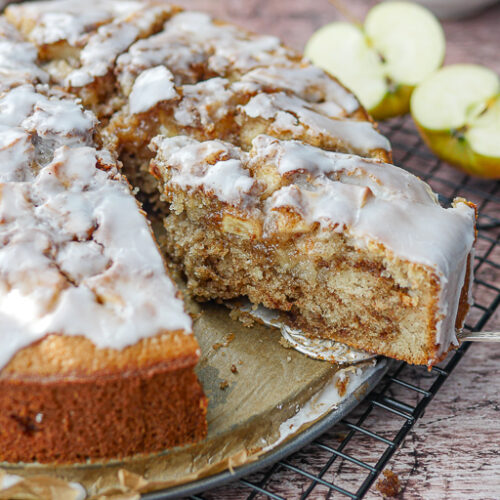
304, 1, 445, 120
411, 64, 500, 179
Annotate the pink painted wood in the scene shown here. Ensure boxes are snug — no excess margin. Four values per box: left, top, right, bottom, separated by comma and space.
173, 1, 500, 497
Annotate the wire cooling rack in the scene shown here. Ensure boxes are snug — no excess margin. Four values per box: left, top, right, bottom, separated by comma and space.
188, 115, 500, 500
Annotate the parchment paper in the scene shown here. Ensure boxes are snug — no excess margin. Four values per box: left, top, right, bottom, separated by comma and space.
0, 302, 385, 499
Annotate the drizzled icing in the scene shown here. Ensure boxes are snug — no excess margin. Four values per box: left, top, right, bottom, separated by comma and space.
173, 77, 235, 128
0, 127, 34, 182
115, 25, 209, 93
0, 144, 191, 370
241, 92, 390, 155
66, 3, 176, 87
0, 82, 192, 369
251, 136, 436, 204
159, 11, 293, 77
0, 34, 48, 92
7, 1, 176, 88
153, 134, 475, 359
6, 0, 158, 47
115, 10, 361, 112
0, 84, 96, 148
7, 2, 389, 159
122, 71, 389, 159
241, 65, 359, 115
128, 65, 177, 114
150, 135, 257, 206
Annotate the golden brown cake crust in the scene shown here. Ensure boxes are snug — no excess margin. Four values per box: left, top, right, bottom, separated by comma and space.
0, 331, 207, 463
0, 360, 207, 464
1, 330, 200, 378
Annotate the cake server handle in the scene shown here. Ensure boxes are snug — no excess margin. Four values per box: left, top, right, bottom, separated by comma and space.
457, 331, 500, 341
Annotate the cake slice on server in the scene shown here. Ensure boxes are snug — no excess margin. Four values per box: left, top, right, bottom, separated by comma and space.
150, 134, 476, 366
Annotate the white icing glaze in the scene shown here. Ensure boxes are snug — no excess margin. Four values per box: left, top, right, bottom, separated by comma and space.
174, 77, 235, 128
26, 2, 175, 88
251, 135, 436, 204
0, 84, 40, 126
7, 0, 146, 46
115, 23, 208, 92
31, 12, 105, 46
0, 22, 48, 93
153, 134, 475, 360
22, 92, 96, 146
0, 127, 34, 182
128, 65, 177, 114
241, 92, 390, 155
67, 22, 140, 87
0, 39, 48, 90
241, 65, 360, 115
115, 9, 294, 95
0, 16, 24, 41
162, 11, 293, 77
151, 135, 257, 207
0, 81, 192, 368
0, 145, 191, 369
0, 84, 95, 151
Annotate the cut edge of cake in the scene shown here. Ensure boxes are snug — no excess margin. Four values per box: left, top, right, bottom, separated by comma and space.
150, 133, 476, 367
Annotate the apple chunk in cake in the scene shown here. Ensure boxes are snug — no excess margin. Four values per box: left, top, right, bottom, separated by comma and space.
150, 134, 476, 366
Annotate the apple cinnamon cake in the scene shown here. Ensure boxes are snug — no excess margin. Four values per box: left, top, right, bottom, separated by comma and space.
150, 133, 475, 366
0, 0, 475, 464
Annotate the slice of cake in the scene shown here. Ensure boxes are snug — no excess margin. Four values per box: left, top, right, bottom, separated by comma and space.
0, 74, 207, 462
0, 146, 207, 463
150, 134, 476, 366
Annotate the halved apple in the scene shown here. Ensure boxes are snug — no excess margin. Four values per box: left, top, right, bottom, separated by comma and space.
304, 2, 445, 120
411, 64, 500, 179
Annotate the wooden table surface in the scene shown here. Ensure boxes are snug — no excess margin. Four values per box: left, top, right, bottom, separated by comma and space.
174, 1, 500, 498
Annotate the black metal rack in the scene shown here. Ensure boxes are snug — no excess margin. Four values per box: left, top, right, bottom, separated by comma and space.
190, 115, 500, 500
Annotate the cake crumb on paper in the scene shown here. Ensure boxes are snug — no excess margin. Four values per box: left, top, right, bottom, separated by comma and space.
376, 469, 401, 498
213, 333, 236, 351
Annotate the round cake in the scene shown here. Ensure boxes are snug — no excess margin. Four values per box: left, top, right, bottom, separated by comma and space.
0, 0, 475, 464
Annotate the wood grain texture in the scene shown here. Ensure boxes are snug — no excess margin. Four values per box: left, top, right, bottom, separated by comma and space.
170, 1, 500, 497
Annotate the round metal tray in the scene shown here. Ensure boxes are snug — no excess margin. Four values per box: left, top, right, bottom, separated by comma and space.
144, 357, 389, 500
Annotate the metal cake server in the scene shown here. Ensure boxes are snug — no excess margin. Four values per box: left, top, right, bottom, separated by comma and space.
230, 299, 500, 365
457, 330, 500, 341
230, 299, 375, 365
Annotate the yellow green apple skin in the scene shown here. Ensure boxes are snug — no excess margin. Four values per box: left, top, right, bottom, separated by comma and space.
304, 2, 445, 121
411, 64, 500, 179
369, 85, 414, 121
